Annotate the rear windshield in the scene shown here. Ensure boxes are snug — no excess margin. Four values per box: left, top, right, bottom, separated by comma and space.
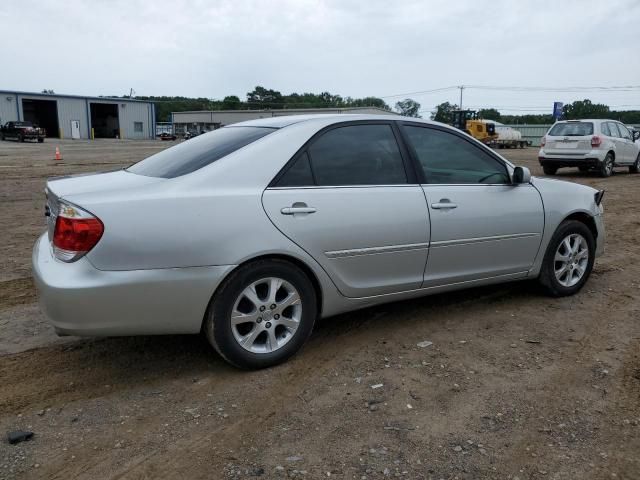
128, 126, 276, 178
548, 122, 594, 136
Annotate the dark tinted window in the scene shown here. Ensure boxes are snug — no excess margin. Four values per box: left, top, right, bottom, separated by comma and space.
404, 126, 509, 184
276, 152, 314, 187
548, 122, 594, 136
128, 126, 275, 178
308, 124, 407, 186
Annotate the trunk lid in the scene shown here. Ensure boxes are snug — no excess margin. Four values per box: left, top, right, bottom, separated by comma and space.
45, 170, 166, 242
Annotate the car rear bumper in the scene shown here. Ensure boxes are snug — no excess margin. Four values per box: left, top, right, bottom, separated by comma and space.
32, 234, 234, 337
538, 149, 606, 168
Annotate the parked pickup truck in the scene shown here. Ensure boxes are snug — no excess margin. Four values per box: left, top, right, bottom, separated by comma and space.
1, 121, 46, 142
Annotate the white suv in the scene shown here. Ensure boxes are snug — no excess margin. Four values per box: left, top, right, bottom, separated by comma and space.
539, 119, 640, 177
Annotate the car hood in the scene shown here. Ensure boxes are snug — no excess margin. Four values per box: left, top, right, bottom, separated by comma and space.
531, 176, 597, 194
46, 169, 166, 200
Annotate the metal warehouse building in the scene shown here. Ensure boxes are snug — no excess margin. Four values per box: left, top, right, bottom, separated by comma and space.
0, 90, 155, 139
171, 107, 392, 134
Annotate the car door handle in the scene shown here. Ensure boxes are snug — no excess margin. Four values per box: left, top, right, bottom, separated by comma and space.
281, 205, 317, 215
431, 200, 458, 210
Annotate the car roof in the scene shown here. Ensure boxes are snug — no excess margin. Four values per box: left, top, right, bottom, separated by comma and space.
228, 113, 434, 129
556, 119, 619, 123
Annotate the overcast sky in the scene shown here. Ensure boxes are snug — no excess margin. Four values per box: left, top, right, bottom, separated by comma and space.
2, 0, 639, 114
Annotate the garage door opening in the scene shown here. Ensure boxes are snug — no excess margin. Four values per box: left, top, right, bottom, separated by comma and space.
22, 99, 59, 138
90, 103, 119, 138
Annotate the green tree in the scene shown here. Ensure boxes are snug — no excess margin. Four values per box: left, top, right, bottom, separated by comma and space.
431, 102, 458, 124
478, 108, 501, 121
395, 98, 421, 117
562, 99, 610, 119
221, 95, 242, 110
246, 86, 284, 109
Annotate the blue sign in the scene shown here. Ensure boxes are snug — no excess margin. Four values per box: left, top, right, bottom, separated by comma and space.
553, 102, 563, 120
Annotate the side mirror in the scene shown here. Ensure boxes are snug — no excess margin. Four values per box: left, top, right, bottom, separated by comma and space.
513, 166, 531, 184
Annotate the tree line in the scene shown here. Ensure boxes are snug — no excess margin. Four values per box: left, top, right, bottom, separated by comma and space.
134, 86, 393, 122
431, 99, 640, 125
125, 88, 640, 124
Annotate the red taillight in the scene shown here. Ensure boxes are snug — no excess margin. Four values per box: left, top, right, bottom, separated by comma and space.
52, 202, 103, 262
591, 135, 602, 147
540, 136, 546, 147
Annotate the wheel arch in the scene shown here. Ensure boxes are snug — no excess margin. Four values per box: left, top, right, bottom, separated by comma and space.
201, 253, 324, 332
562, 211, 598, 240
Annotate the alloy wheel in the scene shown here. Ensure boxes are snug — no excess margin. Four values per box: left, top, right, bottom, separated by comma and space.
554, 234, 589, 287
230, 277, 302, 354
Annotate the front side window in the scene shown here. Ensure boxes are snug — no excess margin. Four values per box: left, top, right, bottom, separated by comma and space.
307, 124, 407, 186
403, 126, 509, 184
617, 123, 631, 140
128, 126, 275, 178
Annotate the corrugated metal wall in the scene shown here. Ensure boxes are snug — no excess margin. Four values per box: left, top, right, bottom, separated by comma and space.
504, 125, 551, 147
0, 93, 19, 124
0, 91, 154, 140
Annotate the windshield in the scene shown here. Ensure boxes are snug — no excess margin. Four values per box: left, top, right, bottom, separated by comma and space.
128, 126, 276, 178
12, 121, 33, 127
548, 122, 594, 136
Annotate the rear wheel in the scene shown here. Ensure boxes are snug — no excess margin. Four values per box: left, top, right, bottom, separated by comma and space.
599, 153, 614, 177
629, 154, 640, 174
543, 165, 557, 175
539, 220, 595, 297
204, 259, 317, 369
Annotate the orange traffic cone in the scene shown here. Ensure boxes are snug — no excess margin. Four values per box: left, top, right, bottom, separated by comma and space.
54, 146, 63, 162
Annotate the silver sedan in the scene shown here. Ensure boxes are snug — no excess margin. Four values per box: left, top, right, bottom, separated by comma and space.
33, 114, 605, 368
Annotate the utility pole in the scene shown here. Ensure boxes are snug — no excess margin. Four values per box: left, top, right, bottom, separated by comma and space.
458, 85, 464, 110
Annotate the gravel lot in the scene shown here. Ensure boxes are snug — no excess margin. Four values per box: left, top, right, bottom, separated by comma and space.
0, 139, 639, 479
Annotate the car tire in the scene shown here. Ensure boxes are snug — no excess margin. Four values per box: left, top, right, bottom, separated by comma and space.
538, 220, 595, 297
204, 259, 317, 369
18, 134, 24, 143
599, 153, 614, 177
543, 165, 557, 175
629, 154, 640, 174
37, 138, 44, 143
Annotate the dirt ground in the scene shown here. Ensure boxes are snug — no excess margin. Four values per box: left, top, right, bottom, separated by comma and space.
0, 139, 638, 480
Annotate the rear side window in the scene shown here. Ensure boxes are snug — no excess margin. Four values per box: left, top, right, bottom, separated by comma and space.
548, 122, 594, 136
307, 124, 407, 186
607, 122, 621, 138
128, 127, 275, 178
600, 123, 610, 136
277, 152, 315, 187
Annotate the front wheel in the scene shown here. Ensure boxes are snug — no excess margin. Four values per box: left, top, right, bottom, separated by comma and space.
599, 153, 614, 177
630, 154, 640, 174
543, 165, 557, 175
538, 220, 595, 297
204, 259, 317, 369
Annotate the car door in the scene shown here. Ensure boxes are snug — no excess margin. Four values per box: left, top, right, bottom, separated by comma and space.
615, 123, 634, 164
399, 123, 544, 287
262, 122, 430, 298
607, 122, 626, 163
